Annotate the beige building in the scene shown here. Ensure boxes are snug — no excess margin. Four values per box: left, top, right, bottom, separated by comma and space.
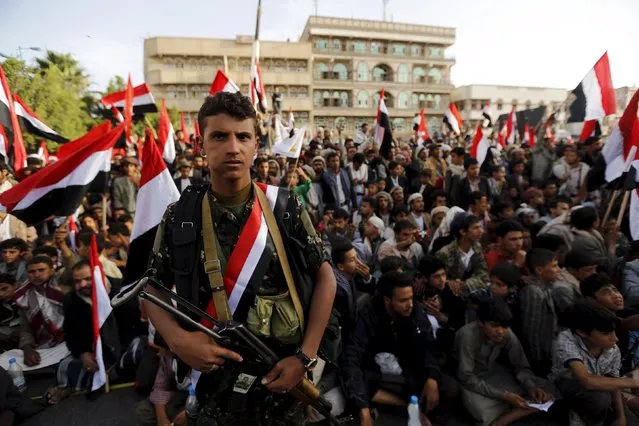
451, 84, 570, 130
143, 15, 456, 136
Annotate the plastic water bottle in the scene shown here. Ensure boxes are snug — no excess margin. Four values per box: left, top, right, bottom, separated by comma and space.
407, 395, 420, 426
185, 384, 199, 421
8, 358, 26, 392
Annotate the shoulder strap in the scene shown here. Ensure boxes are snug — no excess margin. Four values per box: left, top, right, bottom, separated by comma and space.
254, 184, 306, 334
201, 193, 232, 321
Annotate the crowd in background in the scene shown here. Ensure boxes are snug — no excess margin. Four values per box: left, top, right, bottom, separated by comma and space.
1, 116, 639, 426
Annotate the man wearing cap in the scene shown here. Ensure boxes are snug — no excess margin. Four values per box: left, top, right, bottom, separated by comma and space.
353, 216, 386, 279
407, 193, 431, 233
112, 157, 140, 214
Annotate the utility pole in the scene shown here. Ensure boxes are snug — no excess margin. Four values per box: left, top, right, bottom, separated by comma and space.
383, 0, 389, 21
314, 0, 318, 15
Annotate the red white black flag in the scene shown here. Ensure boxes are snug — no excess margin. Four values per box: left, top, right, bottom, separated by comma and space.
0, 122, 124, 225
0, 64, 26, 171
568, 52, 616, 123
158, 100, 176, 164
602, 89, 639, 182
90, 234, 112, 391
13, 95, 68, 143
375, 89, 393, 159
209, 70, 240, 96
579, 119, 602, 143
101, 82, 158, 115
443, 103, 462, 136
506, 107, 517, 145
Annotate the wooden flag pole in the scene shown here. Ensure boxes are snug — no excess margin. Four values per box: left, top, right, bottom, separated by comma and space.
606, 146, 638, 226
616, 190, 630, 229
144, 117, 157, 139
602, 190, 620, 226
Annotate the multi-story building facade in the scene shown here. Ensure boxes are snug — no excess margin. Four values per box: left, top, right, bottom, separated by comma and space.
143, 15, 456, 136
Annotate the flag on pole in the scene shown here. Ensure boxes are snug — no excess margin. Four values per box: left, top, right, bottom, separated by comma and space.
249, 42, 267, 113
375, 89, 393, 159
101, 82, 158, 115
193, 119, 201, 138
38, 141, 49, 165
209, 70, 239, 96
522, 123, 530, 145
506, 107, 517, 145
0, 126, 8, 162
13, 95, 68, 143
124, 76, 134, 144
579, 119, 602, 143
498, 122, 507, 149
470, 123, 489, 166
288, 107, 295, 130
158, 100, 176, 164
481, 102, 493, 129
68, 212, 78, 252
123, 126, 180, 286
601, 89, 639, 182
443, 103, 462, 136
417, 108, 430, 143
626, 162, 639, 241
89, 234, 112, 391
179, 112, 186, 140
0, 64, 26, 172
57, 122, 113, 161
0, 122, 124, 225
272, 128, 305, 159
568, 52, 616, 123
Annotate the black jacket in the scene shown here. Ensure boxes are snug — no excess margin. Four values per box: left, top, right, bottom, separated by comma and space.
340, 295, 441, 409
452, 177, 490, 210
385, 175, 408, 192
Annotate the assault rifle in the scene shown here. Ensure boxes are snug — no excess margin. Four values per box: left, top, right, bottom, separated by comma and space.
111, 269, 341, 425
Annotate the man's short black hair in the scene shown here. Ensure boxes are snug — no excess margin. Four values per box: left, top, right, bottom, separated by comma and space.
452, 214, 480, 239
0, 238, 28, 252
571, 206, 598, 231
333, 208, 350, 221
580, 272, 615, 299
464, 157, 479, 169
471, 191, 487, 205
527, 248, 556, 273
542, 178, 558, 189
391, 204, 410, 219
490, 263, 520, 288
548, 196, 571, 210
361, 197, 377, 210
393, 219, 415, 234
35, 234, 55, 247
254, 157, 268, 167
533, 234, 565, 252
26, 255, 53, 269
109, 222, 131, 237
452, 147, 465, 157
433, 190, 446, 200
388, 161, 399, 170
198, 92, 257, 137
0, 274, 15, 286
418, 255, 446, 279
378, 271, 413, 299
496, 220, 525, 238
32, 246, 58, 259
380, 256, 405, 274
326, 152, 340, 162
118, 214, 133, 223
71, 259, 91, 273
331, 238, 354, 266
564, 300, 618, 334
353, 153, 365, 165
477, 298, 513, 327
564, 249, 599, 270
77, 230, 106, 253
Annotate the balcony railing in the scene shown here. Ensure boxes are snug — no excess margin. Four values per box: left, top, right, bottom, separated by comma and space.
313, 73, 452, 87
312, 45, 455, 62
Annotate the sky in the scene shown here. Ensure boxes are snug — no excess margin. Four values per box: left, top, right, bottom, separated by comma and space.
1, 0, 638, 92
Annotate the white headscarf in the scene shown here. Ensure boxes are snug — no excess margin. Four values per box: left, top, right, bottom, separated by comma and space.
428, 206, 465, 252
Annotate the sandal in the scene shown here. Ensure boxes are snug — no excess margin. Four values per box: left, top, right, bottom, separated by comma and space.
44, 387, 72, 406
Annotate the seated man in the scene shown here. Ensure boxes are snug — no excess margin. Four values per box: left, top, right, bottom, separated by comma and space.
340, 271, 457, 425
456, 299, 553, 426
0, 273, 19, 350
484, 220, 526, 271
52, 260, 144, 404
0, 238, 28, 284
13, 256, 65, 367
551, 301, 639, 426
467, 263, 521, 325
435, 213, 489, 298
353, 216, 386, 281
377, 220, 424, 269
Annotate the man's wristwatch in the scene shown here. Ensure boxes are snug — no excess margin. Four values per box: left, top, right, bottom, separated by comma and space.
294, 348, 318, 371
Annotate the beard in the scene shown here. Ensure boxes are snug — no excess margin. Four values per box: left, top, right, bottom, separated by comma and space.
78, 287, 92, 298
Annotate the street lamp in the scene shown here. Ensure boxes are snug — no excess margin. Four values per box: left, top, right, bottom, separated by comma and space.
17, 46, 42, 59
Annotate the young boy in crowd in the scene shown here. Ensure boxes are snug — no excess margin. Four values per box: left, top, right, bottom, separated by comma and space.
0, 273, 19, 349
550, 301, 639, 426
467, 263, 521, 324
519, 248, 560, 377
0, 238, 29, 284
456, 298, 553, 426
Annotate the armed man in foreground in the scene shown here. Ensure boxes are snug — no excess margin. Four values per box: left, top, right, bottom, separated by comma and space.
145, 92, 338, 425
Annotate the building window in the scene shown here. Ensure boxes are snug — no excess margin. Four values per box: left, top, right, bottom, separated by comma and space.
370, 41, 384, 54
412, 93, 418, 107
315, 39, 328, 50
356, 62, 369, 81
429, 47, 443, 58
496, 100, 503, 111
332, 39, 342, 51
333, 63, 348, 80
434, 94, 442, 110
372, 64, 392, 82
322, 91, 331, 107
397, 64, 410, 83
427, 68, 442, 84
175, 62, 184, 68
288, 60, 307, 72
392, 118, 405, 131
412, 66, 426, 83
340, 92, 349, 107
239, 59, 251, 71
289, 86, 308, 98
392, 43, 406, 55
373, 92, 380, 108
352, 40, 367, 53
411, 45, 423, 56
315, 63, 329, 79
165, 63, 176, 69
426, 94, 434, 109
313, 91, 322, 108
335, 117, 347, 129
398, 92, 409, 109
357, 91, 369, 107
167, 91, 178, 98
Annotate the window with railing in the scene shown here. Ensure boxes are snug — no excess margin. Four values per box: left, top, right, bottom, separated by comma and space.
357, 91, 369, 108
429, 47, 443, 58
332, 39, 342, 51
313, 91, 322, 108
392, 43, 406, 55
315, 63, 329, 79
398, 92, 410, 109
272, 60, 287, 72
333, 63, 348, 80
315, 39, 329, 50
352, 40, 367, 53
413, 66, 426, 84
411, 45, 423, 56
372, 65, 392, 82
288, 86, 309, 98
371, 41, 384, 54
397, 64, 410, 83
239, 59, 251, 71
356, 62, 369, 81
288, 60, 307, 72
392, 118, 405, 131
427, 68, 442, 84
